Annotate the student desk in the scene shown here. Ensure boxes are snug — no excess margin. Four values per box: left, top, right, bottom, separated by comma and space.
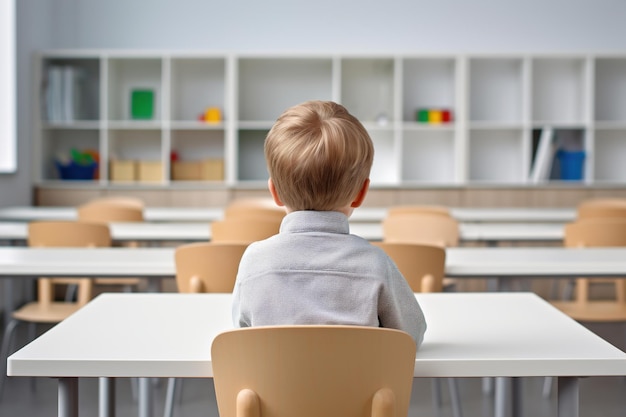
8, 292, 626, 417
0, 221, 566, 245
0, 205, 576, 224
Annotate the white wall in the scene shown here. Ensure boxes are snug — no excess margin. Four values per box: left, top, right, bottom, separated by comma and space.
4, 0, 626, 206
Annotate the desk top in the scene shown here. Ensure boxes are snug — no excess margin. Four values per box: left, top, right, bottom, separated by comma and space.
0, 246, 624, 278
8, 292, 626, 378
0, 221, 565, 244
0, 206, 576, 224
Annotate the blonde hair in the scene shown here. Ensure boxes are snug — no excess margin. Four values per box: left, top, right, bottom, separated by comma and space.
265, 100, 374, 211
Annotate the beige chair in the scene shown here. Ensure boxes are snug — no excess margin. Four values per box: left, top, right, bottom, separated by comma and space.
212, 325, 416, 417
224, 204, 286, 223
576, 198, 626, 219
164, 242, 249, 417
85, 195, 145, 209
544, 218, 626, 397
387, 204, 452, 218
0, 221, 111, 396
211, 217, 281, 244
77, 200, 145, 290
371, 242, 462, 417
381, 213, 459, 247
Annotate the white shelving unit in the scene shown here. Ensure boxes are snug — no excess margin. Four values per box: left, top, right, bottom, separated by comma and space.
34, 51, 626, 188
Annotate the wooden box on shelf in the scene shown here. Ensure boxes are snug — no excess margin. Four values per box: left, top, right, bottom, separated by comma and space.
109, 160, 137, 182
172, 159, 224, 181
137, 161, 163, 182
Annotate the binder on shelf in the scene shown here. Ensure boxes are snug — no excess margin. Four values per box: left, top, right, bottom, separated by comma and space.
44, 65, 83, 122
529, 127, 555, 183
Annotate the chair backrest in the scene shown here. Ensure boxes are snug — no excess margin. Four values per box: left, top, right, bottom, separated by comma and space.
381, 213, 459, 247
27, 221, 112, 306
77, 201, 144, 223
224, 199, 286, 222
211, 217, 281, 244
576, 199, 626, 219
86, 196, 145, 209
387, 205, 451, 218
212, 325, 416, 417
371, 242, 445, 293
174, 242, 248, 293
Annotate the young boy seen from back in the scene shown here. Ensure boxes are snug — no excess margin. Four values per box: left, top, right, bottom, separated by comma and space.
231, 100, 427, 347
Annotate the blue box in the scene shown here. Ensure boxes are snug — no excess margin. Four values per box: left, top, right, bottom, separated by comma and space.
56, 161, 98, 180
557, 150, 585, 181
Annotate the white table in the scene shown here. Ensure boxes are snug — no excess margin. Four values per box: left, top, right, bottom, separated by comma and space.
0, 221, 566, 245
0, 205, 576, 224
8, 292, 626, 417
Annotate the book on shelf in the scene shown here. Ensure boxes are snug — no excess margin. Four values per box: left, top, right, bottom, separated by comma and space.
44, 65, 83, 122
529, 127, 555, 183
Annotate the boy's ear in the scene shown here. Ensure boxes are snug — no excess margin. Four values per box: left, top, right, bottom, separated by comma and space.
350, 179, 370, 208
268, 178, 285, 207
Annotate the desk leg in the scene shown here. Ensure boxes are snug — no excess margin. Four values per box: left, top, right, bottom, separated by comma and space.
557, 377, 579, 417
146, 278, 162, 293
99, 377, 116, 417
138, 378, 153, 417
511, 377, 522, 417
58, 377, 78, 417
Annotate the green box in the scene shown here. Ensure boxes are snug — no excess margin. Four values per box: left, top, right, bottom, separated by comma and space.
131, 89, 154, 119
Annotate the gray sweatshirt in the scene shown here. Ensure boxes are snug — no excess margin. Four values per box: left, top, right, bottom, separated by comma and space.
231, 210, 427, 347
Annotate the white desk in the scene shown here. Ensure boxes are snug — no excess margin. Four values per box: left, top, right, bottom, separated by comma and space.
8, 292, 626, 417
0, 205, 576, 224
0, 221, 566, 245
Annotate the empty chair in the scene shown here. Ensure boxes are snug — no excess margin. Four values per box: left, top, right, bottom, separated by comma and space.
0, 221, 111, 397
371, 242, 462, 417
212, 325, 416, 417
381, 213, 459, 247
164, 242, 249, 417
544, 218, 626, 397
85, 195, 145, 209
224, 204, 286, 222
211, 217, 281, 244
77, 200, 145, 291
77, 201, 144, 223
387, 204, 451, 218
576, 198, 626, 219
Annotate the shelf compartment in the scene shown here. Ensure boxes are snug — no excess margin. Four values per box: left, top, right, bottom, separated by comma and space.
368, 130, 397, 185
593, 129, 626, 182
469, 58, 524, 124
171, 57, 227, 122
238, 58, 333, 122
341, 58, 395, 124
41, 57, 101, 122
41, 128, 100, 180
595, 58, 626, 122
107, 57, 162, 121
532, 57, 587, 124
237, 129, 269, 181
402, 130, 455, 183
171, 130, 225, 182
402, 57, 456, 124
468, 128, 525, 183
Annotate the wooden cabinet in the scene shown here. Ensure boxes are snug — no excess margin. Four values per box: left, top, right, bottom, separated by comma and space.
34, 52, 626, 189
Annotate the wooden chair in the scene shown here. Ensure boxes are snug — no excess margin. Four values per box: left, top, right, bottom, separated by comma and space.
381, 213, 459, 247
224, 203, 286, 223
544, 218, 626, 397
211, 217, 281, 244
77, 200, 145, 291
576, 198, 626, 219
212, 325, 416, 417
371, 242, 463, 417
0, 221, 111, 397
387, 204, 452, 218
164, 242, 249, 417
85, 195, 145, 209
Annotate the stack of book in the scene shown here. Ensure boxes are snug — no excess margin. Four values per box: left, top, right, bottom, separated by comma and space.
44, 65, 83, 122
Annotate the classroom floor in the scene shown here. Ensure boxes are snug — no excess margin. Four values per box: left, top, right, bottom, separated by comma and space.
2, 323, 625, 417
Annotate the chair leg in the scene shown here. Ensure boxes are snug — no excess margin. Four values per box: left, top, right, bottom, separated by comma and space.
0, 319, 20, 400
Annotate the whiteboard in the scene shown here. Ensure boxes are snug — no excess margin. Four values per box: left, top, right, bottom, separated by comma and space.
0, 0, 16, 173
